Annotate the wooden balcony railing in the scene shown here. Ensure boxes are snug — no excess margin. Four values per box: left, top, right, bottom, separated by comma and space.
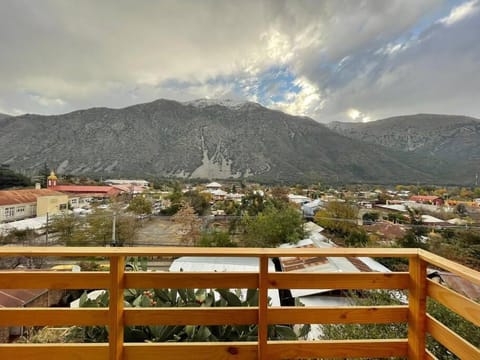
0, 247, 478, 359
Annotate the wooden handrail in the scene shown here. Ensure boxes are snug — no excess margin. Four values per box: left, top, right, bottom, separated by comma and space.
0, 247, 478, 360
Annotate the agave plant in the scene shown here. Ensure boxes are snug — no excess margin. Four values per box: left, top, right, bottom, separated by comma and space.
75, 287, 309, 343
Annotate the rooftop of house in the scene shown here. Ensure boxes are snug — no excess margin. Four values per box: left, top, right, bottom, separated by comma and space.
50, 185, 120, 196
0, 189, 65, 206
0, 289, 47, 307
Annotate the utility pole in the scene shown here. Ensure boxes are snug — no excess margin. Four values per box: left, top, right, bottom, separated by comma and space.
111, 213, 116, 247
45, 212, 49, 246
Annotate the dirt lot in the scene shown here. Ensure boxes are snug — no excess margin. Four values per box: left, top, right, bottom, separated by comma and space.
135, 216, 183, 246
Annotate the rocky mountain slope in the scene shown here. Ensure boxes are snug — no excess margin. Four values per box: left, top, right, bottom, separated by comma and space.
0, 100, 455, 183
327, 114, 480, 182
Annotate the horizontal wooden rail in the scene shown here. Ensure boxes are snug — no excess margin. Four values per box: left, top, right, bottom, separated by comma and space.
427, 279, 480, 327
123, 342, 258, 360
0, 271, 109, 289
0, 308, 109, 326
266, 339, 408, 359
269, 272, 409, 289
419, 249, 480, 286
426, 314, 480, 359
0, 344, 109, 360
0, 246, 419, 258
124, 307, 258, 326
268, 305, 408, 324
125, 272, 258, 289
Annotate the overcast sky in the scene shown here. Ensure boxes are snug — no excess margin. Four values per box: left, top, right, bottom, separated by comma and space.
1, 0, 479, 123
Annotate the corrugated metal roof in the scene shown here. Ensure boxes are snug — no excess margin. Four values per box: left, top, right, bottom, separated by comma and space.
0, 289, 47, 307
0, 189, 64, 206
278, 238, 390, 298
169, 257, 280, 306
0, 215, 47, 235
429, 271, 480, 301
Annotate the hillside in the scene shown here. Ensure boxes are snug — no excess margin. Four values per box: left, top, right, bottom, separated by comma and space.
327, 114, 480, 183
0, 100, 452, 183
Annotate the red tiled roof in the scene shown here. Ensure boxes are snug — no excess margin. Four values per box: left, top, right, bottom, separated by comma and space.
0, 289, 47, 307
409, 195, 441, 201
0, 189, 65, 206
51, 185, 120, 196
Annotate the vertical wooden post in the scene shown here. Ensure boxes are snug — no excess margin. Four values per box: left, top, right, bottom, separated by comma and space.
109, 255, 125, 360
408, 254, 427, 359
258, 256, 269, 360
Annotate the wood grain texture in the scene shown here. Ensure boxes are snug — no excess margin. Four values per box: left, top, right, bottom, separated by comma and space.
109, 256, 125, 360
124, 307, 258, 325
268, 306, 408, 324
258, 256, 269, 360
419, 249, 480, 286
123, 342, 258, 360
427, 315, 480, 359
0, 344, 108, 359
0, 308, 109, 326
407, 256, 427, 359
0, 246, 418, 258
268, 272, 409, 289
427, 279, 480, 327
266, 339, 408, 359
125, 272, 258, 289
0, 271, 109, 289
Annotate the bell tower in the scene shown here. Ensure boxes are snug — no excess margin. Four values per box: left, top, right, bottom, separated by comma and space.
47, 170, 57, 188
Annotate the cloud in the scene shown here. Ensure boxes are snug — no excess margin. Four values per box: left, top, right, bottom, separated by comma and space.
439, 0, 479, 26
0, 0, 478, 124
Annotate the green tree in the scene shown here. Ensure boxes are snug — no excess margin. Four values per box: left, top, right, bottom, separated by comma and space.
314, 201, 358, 236
49, 213, 80, 245
197, 229, 236, 248
49, 211, 140, 246
183, 190, 211, 216
37, 163, 50, 188
345, 229, 369, 247
239, 191, 266, 216
0, 166, 31, 189
127, 196, 152, 215
241, 205, 305, 247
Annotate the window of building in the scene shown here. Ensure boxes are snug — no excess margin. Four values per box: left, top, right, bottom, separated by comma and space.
59, 204, 67, 210
4, 207, 15, 217
16, 206, 25, 213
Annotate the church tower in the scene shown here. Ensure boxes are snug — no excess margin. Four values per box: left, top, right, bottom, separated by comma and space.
47, 170, 57, 188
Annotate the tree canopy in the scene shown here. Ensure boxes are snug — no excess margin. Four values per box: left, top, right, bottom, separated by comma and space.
240, 205, 305, 248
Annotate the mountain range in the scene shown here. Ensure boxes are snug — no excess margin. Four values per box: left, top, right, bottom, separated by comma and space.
0, 100, 477, 184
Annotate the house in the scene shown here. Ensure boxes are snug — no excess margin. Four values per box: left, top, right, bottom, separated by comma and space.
288, 194, 311, 205
301, 199, 323, 218
205, 182, 222, 192
210, 189, 228, 201
104, 179, 149, 188
0, 188, 68, 223
277, 238, 391, 301
409, 195, 444, 206
47, 171, 121, 200
0, 283, 66, 342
